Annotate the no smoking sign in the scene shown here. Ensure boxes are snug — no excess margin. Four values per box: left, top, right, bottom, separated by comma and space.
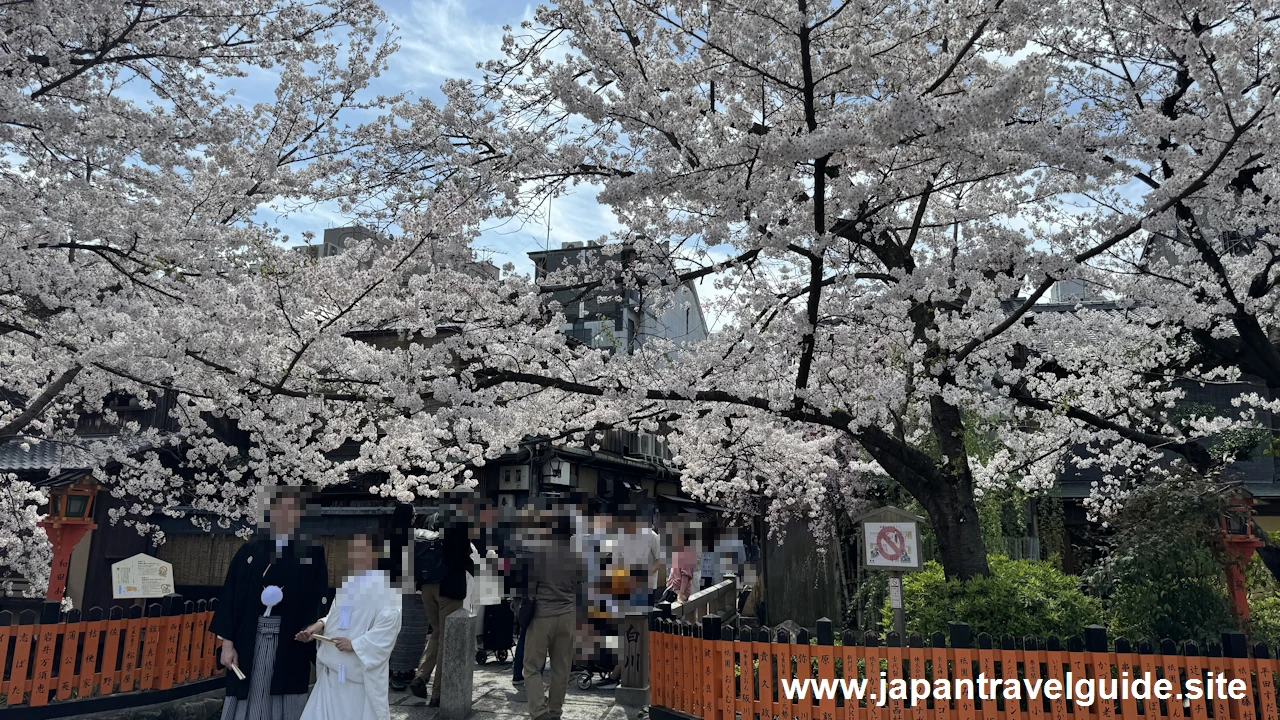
864, 521, 920, 569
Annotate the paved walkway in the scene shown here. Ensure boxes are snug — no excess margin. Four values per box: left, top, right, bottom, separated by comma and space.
389, 662, 629, 720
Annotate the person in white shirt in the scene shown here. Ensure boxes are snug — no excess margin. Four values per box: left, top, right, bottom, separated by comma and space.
599, 511, 665, 687
298, 534, 402, 720
605, 513, 665, 609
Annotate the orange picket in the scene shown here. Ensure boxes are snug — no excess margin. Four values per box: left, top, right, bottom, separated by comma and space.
56, 618, 82, 700
1253, 655, 1278, 720
717, 634, 733, 720
721, 632, 742, 717
675, 628, 687, 715
952, 647, 977, 720
817, 640, 837, 720
974, 645, 995, 720
99, 614, 124, 696
1185, 653, 1210, 720
771, 634, 786, 720
866, 643, 885, 720
1208, 654, 1232, 720
1024, 644, 1044, 720
669, 628, 681, 714
1041, 648, 1068, 720
1136, 650, 1160, 720
1000, 645, 1022, 720
1228, 652, 1253, 720
736, 638, 752, 720
79, 615, 104, 698
1116, 648, 1140, 720
684, 627, 696, 716
836, 642, 857, 720
28, 621, 59, 706
889, 641, 907, 720
751, 632, 769, 720
910, 643, 929, 720
695, 629, 706, 718
176, 611, 195, 684
0, 617, 12, 699
1092, 652, 1114, 720
118, 613, 144, 693
202, 613, 219, 678
931, 643, 951, 720
140, 611, 163, 689
779, 639, 795, 720
8, 620, 34, 706
1161, 651, 1188, 720
700, 634, 714, 720
157, 613, 181, 690
794, 638, 812, 720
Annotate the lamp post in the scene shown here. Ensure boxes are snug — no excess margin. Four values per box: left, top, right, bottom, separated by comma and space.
38, 478, 98, 604
1220, 488, 1262, 623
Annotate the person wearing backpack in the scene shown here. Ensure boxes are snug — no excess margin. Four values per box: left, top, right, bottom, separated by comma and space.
409, 508, 474, 705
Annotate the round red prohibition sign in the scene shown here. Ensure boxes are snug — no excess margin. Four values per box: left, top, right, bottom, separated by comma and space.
876, 526, 906, 562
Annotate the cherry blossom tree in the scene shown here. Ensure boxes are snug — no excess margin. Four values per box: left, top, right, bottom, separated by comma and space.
7, 0, 1280, 588
154, 0, 1276, 582
334, 0, 1276, 581
0, 0, 407, 579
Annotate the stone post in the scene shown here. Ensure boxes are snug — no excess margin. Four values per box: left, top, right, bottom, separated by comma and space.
440, 607, 475, 720
615, 612, 650, 718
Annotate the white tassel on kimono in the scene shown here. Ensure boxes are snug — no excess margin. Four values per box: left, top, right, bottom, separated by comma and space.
261, 585, 283, 617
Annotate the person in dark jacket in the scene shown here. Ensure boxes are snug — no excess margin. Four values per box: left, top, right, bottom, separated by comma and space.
409, 504, 474, 704
210, 487, 330, 720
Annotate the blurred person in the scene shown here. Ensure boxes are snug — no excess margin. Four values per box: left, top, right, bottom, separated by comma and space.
510, 508, 536, 688
409, 501, 474, 705
519, 511, 585, 720
605, 510, 664, 609
298, 534, 402, 720
598, 510, 663, 687
211, 487, 329, 720
665, 523, 699, 603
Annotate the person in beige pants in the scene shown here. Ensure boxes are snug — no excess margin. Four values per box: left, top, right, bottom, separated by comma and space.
414, 584, 464, 699
409, 511, 474, 706
519, 513, 584, 720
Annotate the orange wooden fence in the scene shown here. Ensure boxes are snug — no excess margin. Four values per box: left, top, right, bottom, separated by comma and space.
0, 598, 223, 708
649, 617, 1280, 720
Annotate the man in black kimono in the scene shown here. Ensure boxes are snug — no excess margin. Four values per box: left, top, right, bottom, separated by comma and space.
210, 487, 330, 720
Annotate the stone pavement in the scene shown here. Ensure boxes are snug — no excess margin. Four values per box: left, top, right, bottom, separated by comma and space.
389, 662, 629, 720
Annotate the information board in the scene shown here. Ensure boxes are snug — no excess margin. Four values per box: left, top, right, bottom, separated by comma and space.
112, 553, 174, 599
863, 521, 921, 570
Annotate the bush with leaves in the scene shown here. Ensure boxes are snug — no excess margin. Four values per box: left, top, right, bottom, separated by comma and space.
1084, 474, 1237, 643
885, 555, 1101, 639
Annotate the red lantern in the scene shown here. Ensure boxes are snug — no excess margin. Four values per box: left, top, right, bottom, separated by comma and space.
38, 478, 98, 603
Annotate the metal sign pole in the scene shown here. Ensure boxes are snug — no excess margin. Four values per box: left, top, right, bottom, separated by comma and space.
889, 571, 905, 636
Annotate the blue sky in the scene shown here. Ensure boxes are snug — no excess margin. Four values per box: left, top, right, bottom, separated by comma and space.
257, 0, 623, 277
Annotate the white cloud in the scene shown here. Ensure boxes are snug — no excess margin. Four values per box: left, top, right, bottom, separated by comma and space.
383, 0, 534, 93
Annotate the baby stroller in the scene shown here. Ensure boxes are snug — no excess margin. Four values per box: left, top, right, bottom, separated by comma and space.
573, 607, 619, 690
476, 601, 515, 664
573, 567, 633, 690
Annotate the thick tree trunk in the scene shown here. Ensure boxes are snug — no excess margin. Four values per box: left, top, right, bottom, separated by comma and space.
857, 410, 991, 581
918, 480, 990, 581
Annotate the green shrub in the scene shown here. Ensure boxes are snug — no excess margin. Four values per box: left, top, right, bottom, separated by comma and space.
884, 554, 1101, 639
1083, 474, 1237, 644
1249, 593, 1280, 645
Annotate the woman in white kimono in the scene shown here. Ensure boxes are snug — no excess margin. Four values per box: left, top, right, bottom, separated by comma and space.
298, 534, 402, 720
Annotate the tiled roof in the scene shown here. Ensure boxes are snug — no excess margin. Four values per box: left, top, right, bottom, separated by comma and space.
0, 436, 159, 476
0, 439, 94, 473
